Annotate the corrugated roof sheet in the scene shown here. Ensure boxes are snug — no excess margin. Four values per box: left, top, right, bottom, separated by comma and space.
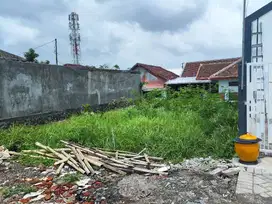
166, 77, 211, 85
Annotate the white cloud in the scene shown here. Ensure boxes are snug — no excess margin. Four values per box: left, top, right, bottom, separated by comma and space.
0, 0, 272, 68
0, 17, 39, 46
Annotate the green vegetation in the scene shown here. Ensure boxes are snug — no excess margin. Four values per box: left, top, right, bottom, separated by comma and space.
0, 184, 36, 198
0, 87, 238, 162
16, 155, 55, 167
61, 173, 82, 184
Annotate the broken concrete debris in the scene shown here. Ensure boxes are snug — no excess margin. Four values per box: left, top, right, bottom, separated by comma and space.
222, 167, 240, 177
173, 157, 240, 177
0, 146, 10, 164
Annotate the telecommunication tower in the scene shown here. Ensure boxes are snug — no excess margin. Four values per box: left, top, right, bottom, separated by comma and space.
69, 12, 81, 64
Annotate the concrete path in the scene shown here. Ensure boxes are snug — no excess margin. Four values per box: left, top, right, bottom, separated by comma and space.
234, 157, 272, 198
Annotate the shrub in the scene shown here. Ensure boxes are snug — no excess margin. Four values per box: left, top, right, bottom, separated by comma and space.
0, 87, 238, 161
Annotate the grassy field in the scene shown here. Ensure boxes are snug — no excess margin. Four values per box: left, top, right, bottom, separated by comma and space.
0, 88, 238, 162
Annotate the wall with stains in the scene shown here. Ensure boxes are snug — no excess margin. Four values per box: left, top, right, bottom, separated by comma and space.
0, 59, 140, 119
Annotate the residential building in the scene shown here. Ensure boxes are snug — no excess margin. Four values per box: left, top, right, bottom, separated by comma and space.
167, 57, 241, 97
131, 63, 178, 91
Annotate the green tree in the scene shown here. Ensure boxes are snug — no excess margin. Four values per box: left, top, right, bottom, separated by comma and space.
40, 60, 50, 64
24, 48, 39, 62
99, 64, 109, 69
113, 64, 120, 70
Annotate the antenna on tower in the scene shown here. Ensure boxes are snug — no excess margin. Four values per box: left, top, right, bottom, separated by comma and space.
68, 12, 81, 64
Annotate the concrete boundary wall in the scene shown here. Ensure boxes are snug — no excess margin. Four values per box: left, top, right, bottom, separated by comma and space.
0, 59, 140, 119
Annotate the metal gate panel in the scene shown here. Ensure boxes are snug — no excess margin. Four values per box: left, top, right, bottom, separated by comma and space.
246, 63, 272, 153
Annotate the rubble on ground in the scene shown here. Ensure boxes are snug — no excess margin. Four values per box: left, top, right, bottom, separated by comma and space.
0, 146, 10, 164
174, 157, 234, 171
0, 145, 250, 203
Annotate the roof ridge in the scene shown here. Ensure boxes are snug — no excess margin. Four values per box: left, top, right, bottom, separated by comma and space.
209, 58, 241, 78
136, 62, 163, 68
195, 64, 203, 79
202, 61, 233, 66
185, 57, 241, 64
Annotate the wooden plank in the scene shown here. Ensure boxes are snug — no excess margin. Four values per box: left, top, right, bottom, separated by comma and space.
61, 141, 134, 167
102, 163, 126, 175
96, 147, 135, 155
9, 151, 57, 160
22, 150, 56, 158
71, 147, 90, 175
85, 156, 103, 167
129, 161, 165, 168
35, 142, 85, 174
137, 148, 146, 155
24, 148, 71, 153
54, 158, 69, 166
133, 167, 168, 175
144, 153, 150, 169
61, 150, 79, 167
56, 163, 65, 175
77, 149, 95, 174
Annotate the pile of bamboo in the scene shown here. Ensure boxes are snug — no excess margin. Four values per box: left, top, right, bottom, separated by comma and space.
14, 141, 169, 175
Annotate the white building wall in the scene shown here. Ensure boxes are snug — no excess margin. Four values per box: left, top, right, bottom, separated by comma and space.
251, 11, 272, 63
218, 80, 238, 93
259, 12, 272, 64
135, 67, 157, 81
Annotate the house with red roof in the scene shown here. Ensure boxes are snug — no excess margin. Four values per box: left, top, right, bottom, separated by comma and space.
131, 63, 179, 91
166, 57, 241, 98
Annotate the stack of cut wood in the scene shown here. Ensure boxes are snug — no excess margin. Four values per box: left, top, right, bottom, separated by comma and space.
13, 141, 169, 176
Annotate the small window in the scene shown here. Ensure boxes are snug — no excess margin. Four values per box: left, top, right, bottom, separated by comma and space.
252, 20, 257, 33
258, 34, 262, 44
258, 46, 263, 56
259, 22, 263, 32
257, 56, 263, 62
229, 81, 238, 86
252, 34, 257, 45
252, 47, 257, 56
252, 57, 257, 62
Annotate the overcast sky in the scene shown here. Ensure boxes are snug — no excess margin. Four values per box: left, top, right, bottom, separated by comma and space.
0, 0, 271, 71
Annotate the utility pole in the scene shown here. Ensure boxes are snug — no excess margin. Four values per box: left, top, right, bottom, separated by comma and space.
55, 38, 58, 65
241, 0, 246, 90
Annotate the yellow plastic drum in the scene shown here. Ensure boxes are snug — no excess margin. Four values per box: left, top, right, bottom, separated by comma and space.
234, 133, 262, 164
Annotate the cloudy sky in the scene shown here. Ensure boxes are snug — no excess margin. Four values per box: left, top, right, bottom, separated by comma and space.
0, 0, 271, 72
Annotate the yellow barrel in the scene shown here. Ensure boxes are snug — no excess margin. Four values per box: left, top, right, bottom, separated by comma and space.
234, 133, 262, 164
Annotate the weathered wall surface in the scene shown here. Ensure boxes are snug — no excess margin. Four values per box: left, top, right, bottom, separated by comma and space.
0, 59, 140, 119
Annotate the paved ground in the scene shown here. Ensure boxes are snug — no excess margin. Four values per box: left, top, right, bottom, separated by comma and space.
234, 157, 272, 199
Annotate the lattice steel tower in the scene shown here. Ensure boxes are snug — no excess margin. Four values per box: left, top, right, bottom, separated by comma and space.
69, 12, 81, 64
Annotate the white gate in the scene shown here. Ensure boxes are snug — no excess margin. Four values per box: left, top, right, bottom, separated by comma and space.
246, 63, 272, 153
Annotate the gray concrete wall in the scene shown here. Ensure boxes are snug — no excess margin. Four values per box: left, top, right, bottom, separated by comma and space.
0, 59, 140, 119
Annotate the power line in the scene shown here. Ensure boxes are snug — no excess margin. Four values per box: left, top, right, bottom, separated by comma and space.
33, 40, 55, 50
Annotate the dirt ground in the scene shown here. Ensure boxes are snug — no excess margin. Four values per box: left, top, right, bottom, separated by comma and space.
0, 162, 271, 204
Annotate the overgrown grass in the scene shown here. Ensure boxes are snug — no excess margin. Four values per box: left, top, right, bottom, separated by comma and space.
0, 87, 238, 162
0, 184, 36, 198
61, 173, 82, 184
16, 155, 55, 167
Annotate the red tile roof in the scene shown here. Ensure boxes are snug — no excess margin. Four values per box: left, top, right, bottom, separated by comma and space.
181, 57, 241, 77
196, 62, 232, 80
131, 63, 179, 81
209, 59, 241, 80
